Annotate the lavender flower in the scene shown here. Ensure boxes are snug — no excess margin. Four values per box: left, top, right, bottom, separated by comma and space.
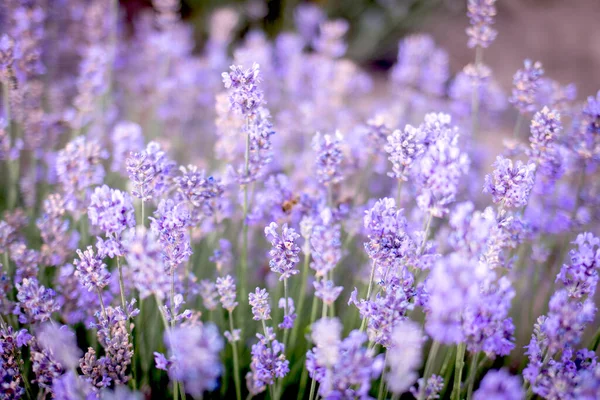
0, 326, 30, 399
484, 156, 536, 209
37, 193, 78, 266
55, 137, 108, 210
312, 131, 345, 186
158, 323, 224, 397
216, 274, 238, 312
386, 320, 424, 395
89, 185, 136, 238
222, 63, 264, 117
309, 217, 342, 278
313, 19, 349, 59
209, 239, 234, 274
199, 279, 219, 311
110, 121, 144, 172
363, 198, 414, 266
249, 287, 271, 320
175, 165, 224, 219
582, 90, 600, 135
474, 369, 524, 400
557, 233, 600, 298
278, 297, 296, 329
126, 141, 176, 202
150, 199, 192, 271
265, 222, 301, 280
314, 280, 343, 304
36, 323, 82, 370
248, 327, 289, 390
529, 107, 562, 161
14, 277, 59, 324
307, 319, 384, 398
74, 246, 111, 292
385, 125, 425, 181
466, 0, 498, 48
509, 60, 544, 114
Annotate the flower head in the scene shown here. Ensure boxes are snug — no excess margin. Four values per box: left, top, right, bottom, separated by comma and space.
216, 275, 238, 312
222, 63, 264, 116
265, 222, 301, 281
484, 156, 536, 209
249, 287, 271, 321
509, 60, 544, 114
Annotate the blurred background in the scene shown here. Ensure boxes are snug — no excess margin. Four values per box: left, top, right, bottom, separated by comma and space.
120, 0, 600, 98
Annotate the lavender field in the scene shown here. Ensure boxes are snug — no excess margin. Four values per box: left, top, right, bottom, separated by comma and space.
0, 0, 599, 399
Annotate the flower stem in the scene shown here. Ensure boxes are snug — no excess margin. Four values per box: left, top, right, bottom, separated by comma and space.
471, 46, 483, 138
512, 113, 523, 139
377, 352, 388, 400
360, 260, 377, 332
229, 310, 242, 400
418, 340, 440, 400
419, 212, 433, 255
451, 343, 467, 400
465, 352, 480, 400
290, 249, 310, 346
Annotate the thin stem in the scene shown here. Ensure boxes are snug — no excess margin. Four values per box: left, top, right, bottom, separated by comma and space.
170, 266, 176, 329
154, 294, 170, 331
418, 341, 441, 400
377, 352, 388, 400
396, 180, 403, 206
419, 212, 433, 255
283, 278, 290, 347
290, 249, 310, 346
465, 352, 480, 400
141, 200, 145, 227
97, 289, 108, 321
451, 343, 467, 400
229, 310, 242, 400
116, 257, 128, 313
360, 260, 377, 332
239, 118, 251, 326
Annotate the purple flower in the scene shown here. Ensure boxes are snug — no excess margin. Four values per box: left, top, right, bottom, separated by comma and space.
126, 141, 176, 202
484, 156, 536, 209
312, 131, 344, 186
199, 279, 219, 311
509, 60, 544, 114
160, 323, 224, 397
37, 193, 78, 266
216, 274, 238, 312
474, 369, 524, 400
209, 239, 234, 274
278, 297, 296, 329
0, 326, 29, 398
175, 165, 224, 220
55, 137, 108, 209
265, 222, 301, 281
314, 280, 343, 305
386, 320, 424, 394
222, 63, 264, 117
74, 246, 111, 292
313, 19, 349, 59
249, 287, 271, 321
309, 216, 342, 278
110, 121, 144, 172
529, 107, 562, 162
582, 90, 600, 135
385, 125, 425, 181
363, 198, 414, 266
14, 277, 59, 324
36, 323, 82, 370
466, 0, 497, 48
248, 327, 289, 390
88, 185, 136, 238
123, 227, 170, 300
307, 319, 384, 398
391, 34, 435, 90
52, 371, 94, 400
150, 199, 192, 271
556, 232, 600, 298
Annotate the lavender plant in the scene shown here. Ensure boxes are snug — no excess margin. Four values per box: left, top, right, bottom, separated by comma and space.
0, 1, 599, 400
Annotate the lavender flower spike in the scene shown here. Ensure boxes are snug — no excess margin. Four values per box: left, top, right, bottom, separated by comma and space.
483, 156, 536, 209
249, 287, 271, 321
473, 369, 524, 400
265, 222, 301, 281
386, 320, 424, 395
222, 63, 264, 117
509, 60, 544, 114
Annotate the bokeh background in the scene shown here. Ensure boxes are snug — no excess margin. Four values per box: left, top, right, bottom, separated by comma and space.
120, 0, 600, 98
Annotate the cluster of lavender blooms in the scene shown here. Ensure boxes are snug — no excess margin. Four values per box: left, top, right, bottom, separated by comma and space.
1, 0, 600, 399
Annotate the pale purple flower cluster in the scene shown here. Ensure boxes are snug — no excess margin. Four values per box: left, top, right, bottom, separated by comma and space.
484, 156, 536, 209
126, 141, 176, 202
156, 323, 224, 397
209, 239, 234, 274
36, 194, 78, 266
0, 326, 31, 398
110, 121, 144, 172
385, 320, 423, 394
306, 318, 384, 399
150, 199, 192, 270
14, 277, 59, 324
88, 185, 136, 254
556, 233, 600, 298
309, 212, 342, 278
312, 131, 345, 186
466, 0, 497, 48
247, 327, 289, 393
411, 375, 444, 400
216, 274, 238, 312
175, 165, 224, 219
385, 125, 425, 181
363, 198, 414, 266
509, 60, 544, 114
221, 63, 264, 117
265, 222, 301, 280
249, 287, 271, 320
199, 279, 219, 311
473, 369, 524, 400
278, 297, 297, 329
74, 246, 111, 292
314, 280, 343, 305
582, 90, 600, 135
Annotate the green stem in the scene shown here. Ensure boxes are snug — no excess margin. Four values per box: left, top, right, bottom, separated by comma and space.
418, 341, 441, 400
465, 353, 480, 400
290, 249, 310, 346
396, 180, 403, 206
229, 311, 242, 400
452, 343, 467, 400
377, 352, 388, 400
116, 257, 137, 389
419, 212, 433, 255
471, 46, 483, 138
360, 260, 377, 331
512, 113, 523, 139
